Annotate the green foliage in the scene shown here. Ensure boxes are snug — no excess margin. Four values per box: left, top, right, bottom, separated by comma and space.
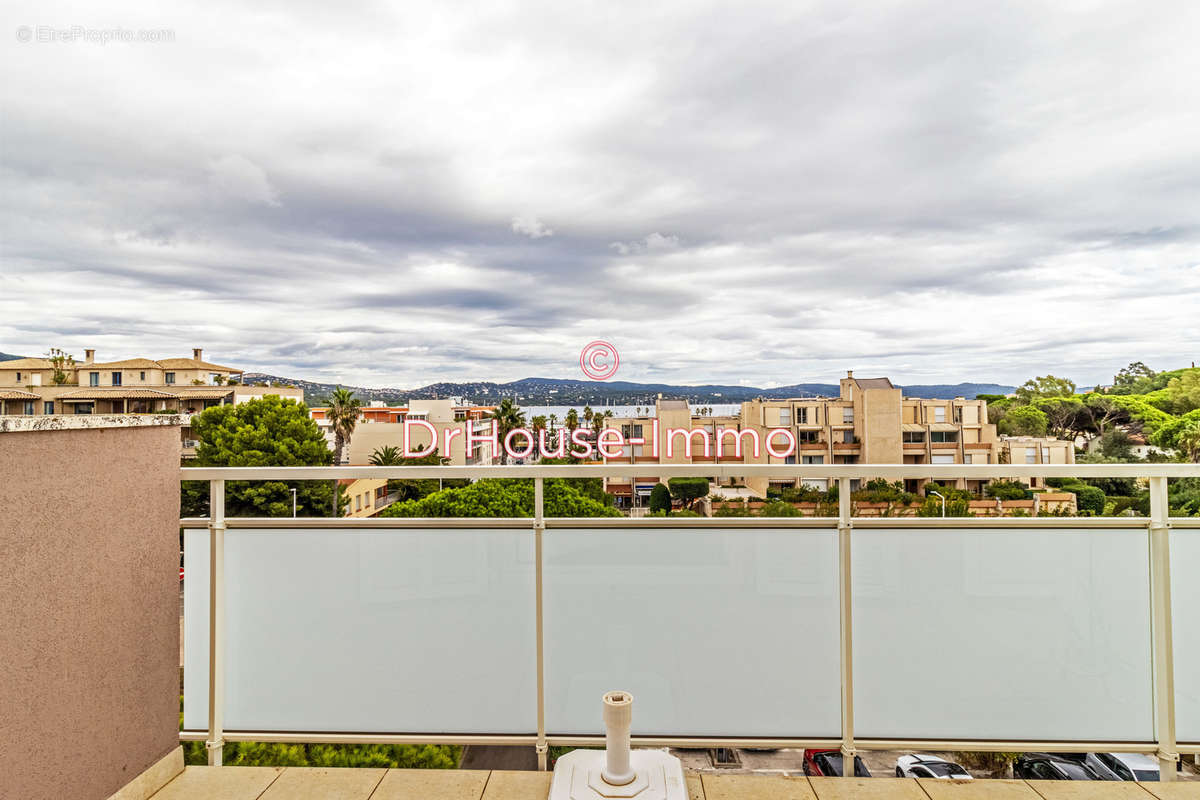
667, 477, 710, 510
488, 398, 527, 462
759, 499, 802, 517
1015, 375, 1076, 404
1073, 484, 1106, 515
985, 479, 1031, 500
45, 347, 76, 385
1112, 361, 1156, 391
648, 482, 672, 513
182, 396, 338, 517
1165, 370, 1200, 413
998, 405, 1048, 437
379, 479, 620, 518
1095, 428, 1135, 460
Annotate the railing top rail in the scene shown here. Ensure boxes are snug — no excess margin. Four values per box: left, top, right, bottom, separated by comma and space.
180, 463, 1200, 480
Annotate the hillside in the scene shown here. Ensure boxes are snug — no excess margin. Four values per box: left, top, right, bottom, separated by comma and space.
242, 372, 1016, 406
0, 352, 25, 361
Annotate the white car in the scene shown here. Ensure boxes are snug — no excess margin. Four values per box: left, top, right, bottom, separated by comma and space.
1087, 752, 1159, 782
895, 754, 973, 780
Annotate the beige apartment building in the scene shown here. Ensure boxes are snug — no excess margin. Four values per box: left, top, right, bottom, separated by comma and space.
0, 348, 304, 457
601, 372, 1074, 503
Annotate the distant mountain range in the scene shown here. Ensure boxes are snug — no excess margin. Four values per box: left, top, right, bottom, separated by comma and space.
0, 352, 25, 361
241, 372, 1016, 405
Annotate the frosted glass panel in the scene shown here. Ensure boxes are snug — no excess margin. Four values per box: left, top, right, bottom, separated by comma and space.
543, 528, 840, 736
184, 528, 535, 733
1173, 529, 1200, 743
854, 528, 1153, 740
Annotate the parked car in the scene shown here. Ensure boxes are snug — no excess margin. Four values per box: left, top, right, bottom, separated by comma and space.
802, 749, 871, 777
1083, 753, 1159, 782
895, 754, 972, 780
1014, 753, 1110, 781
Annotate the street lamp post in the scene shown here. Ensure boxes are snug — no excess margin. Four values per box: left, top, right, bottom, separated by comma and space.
929, 489, 946, 518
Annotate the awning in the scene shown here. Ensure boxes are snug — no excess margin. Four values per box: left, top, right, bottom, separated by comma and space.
901, 423, 925, 432
0, 390, 39, 400
58, 388, 178, 400
929, 423, 959, 432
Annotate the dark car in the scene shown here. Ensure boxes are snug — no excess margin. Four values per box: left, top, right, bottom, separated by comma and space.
802, 748, 871, 777
1015, 753, 1111, 781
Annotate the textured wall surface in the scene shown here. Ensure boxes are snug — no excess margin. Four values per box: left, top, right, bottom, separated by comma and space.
0, 424, 181, 800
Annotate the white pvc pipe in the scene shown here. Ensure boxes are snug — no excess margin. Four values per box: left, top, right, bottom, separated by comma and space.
602, 691, 635, 785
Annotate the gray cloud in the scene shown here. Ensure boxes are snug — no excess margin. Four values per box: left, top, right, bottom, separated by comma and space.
1, 0, 1197, 388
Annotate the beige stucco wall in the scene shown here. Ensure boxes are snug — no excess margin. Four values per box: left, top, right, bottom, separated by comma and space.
0, 420, 181, 800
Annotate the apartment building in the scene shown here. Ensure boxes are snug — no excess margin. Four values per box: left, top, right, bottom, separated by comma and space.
0, 348, 302, 415
0, 348, 305, 458
600, 372, 1074, 502
311, 398, 498, 466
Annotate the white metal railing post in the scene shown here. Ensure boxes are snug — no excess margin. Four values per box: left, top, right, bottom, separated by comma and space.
534, 477, 548, 770
837, 476, 855, 777
206, 479, 226, 766
1149, 476, 1177, 782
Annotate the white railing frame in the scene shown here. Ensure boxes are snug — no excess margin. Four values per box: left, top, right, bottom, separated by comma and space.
181, 463, 1200, 778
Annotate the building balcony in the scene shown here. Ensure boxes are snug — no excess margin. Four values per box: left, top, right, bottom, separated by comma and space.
4, 417, 1199, 798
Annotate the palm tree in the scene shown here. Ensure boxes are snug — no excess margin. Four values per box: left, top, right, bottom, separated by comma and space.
530, 415, 548, 434
369, 445, 402, 465
328, 387, 363, 466
548, 413, 559, 435
583, 405, 594, 426
565, 408, 579, 433
488, 398, 527, 463
1178, 423, 1200, 462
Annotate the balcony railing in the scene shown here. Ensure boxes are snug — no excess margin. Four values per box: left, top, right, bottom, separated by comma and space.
178, 463, 1200, 780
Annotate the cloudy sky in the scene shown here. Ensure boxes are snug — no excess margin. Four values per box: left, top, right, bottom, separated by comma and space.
2, 0, 1197, 389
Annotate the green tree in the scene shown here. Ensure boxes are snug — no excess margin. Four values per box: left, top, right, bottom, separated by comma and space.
998, 405, 1047, 437
1113, 361, 1155, 390
667, 477, 710, 512
488, 398, 527, 463
648, 482, 672, 514
379, 479, 619, 518
1166, 371, 1200, 414
564, 408, 579, 433
327, 387, 363, 465
1096, 428, 1135, 460
182, 396, 338, 517
1015, 375, 1076, 404
44, 348, 76, 385
1177, 421, 1200, 463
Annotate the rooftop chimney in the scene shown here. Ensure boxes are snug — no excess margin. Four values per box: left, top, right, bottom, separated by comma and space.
192, 348, 203, 361
84, 349, 95, 364
847, 370, 854, 378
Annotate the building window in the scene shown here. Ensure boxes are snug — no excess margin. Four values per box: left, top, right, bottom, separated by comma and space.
930, 431, 958, 443
89, 372, 100, 386
903, 431, 925, 443
355, 495, 362, 511
784, 455, 796, 464
111, 372, 122, 386
23, 401, 35, 415
797, 407, 809, 424
15, 372, 21, 382
75, 402, 94, 414
165, 372, 175, 385
932, 454, 955, 464
842, 430, 855, 443
1042, 447, 1050, 462
842, 407, 853, 424
1025, 447, 1037, 464
801, 455, 824, 464
933, 407, 946, 423
779, 408, 790, 426
797, 429, 820, 443
140, 371, 146, 381
43, 401, 54, 415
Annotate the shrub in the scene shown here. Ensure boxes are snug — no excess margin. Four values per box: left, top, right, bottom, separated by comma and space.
648, 482, 672, 514
1072, 484, 1106, 516
985, 479, 1031, 500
